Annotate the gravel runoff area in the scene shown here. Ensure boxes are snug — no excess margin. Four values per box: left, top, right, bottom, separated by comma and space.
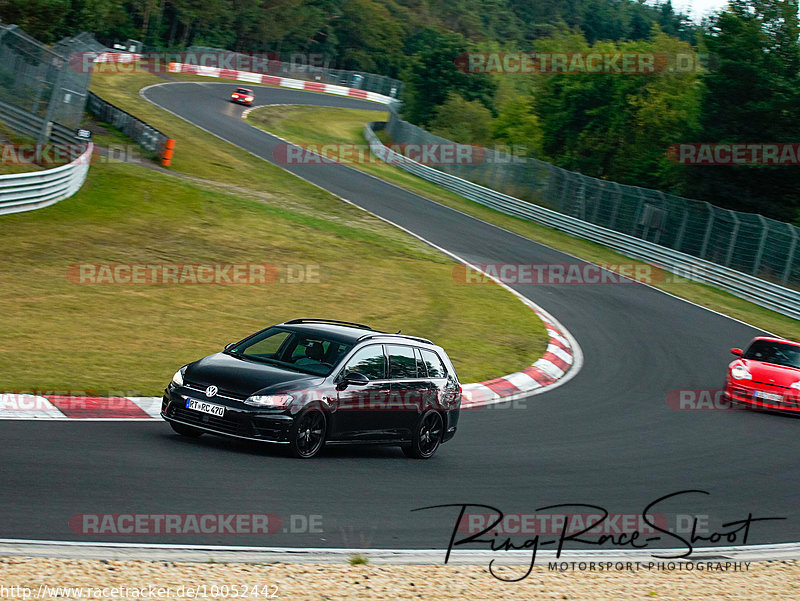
1, 557, 799, 600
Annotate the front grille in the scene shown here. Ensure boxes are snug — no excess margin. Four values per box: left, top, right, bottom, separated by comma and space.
169, 406, 253, 437
184, 381, 247, 402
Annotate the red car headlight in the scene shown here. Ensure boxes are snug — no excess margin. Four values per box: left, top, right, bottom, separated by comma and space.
730, 364, 752, 380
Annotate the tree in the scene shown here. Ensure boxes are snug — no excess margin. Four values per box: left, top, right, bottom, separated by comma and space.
429, 92, 494, 145
683, 0, 800, 220
400, 28, 496, 126
531, 30, 702, 190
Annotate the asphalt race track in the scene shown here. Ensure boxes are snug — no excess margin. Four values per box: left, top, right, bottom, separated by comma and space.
2, 81, 798, 551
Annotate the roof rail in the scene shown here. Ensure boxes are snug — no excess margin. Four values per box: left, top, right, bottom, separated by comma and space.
356, 332, 433, 345
284, 318, 374, 330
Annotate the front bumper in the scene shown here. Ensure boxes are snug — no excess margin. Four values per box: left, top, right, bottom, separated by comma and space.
161, 390, 294, 442
724, 384, 800, 413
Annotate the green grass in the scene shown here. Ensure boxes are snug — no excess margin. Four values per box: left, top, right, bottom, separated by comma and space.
246, 105, 800, 341
348, 554, 369, 565
0, 158, 546, 393
0, 122, 45, 175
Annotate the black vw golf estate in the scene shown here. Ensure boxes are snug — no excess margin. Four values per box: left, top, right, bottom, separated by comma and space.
162, 319, 461, 458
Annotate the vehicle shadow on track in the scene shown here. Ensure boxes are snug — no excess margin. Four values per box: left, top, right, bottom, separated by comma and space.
160, 431, 406, 460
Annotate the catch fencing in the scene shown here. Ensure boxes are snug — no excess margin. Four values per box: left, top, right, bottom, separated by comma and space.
383, 112, 800, 290
0, 24, 92, 141
366, 121, 800, 320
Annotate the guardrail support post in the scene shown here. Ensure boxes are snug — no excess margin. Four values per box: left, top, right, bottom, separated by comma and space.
782, 224, 798, 286
725, 210, 740, 267
39, 55, 67, 145
752, 214, 769, 275
699, 203, 715, 260
674, 206, 690, 252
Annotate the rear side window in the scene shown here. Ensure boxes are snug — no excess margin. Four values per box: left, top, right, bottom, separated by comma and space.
420, 349, 447, 378
387, 345, 417, 379
343, 345, 386, 380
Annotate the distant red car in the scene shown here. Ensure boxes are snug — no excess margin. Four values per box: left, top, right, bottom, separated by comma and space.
230, 87, 254, 105
724, 337, 800, 412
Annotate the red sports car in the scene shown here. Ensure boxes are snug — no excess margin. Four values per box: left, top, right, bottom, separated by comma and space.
230, 87, 254, 105
724, 337, 800, 412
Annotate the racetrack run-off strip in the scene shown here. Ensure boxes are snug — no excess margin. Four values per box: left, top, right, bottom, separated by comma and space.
0, 308, 575, 419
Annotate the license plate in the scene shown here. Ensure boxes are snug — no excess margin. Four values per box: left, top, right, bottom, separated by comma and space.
185, 398, 225, 417
754, 391, 783, 403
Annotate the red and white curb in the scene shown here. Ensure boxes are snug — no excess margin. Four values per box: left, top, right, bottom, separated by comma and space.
167, 62, 397, 105
0, 395, 162, 420
461, 307, 576, 408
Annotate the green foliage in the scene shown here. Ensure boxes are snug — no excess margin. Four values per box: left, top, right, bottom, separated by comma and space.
490, 96, 542, 156
1, 0, 70, 42
428, 93, 493, 145
531, 31, 702, 190
682, 0, 800, 221
400, 28, 497, 126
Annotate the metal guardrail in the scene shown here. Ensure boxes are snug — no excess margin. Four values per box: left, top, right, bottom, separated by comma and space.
0, 99, 92, 216
0, 100, 78, 147
0, 142, 92, 216
86, 92, 170, 155
364, 122, 800, 321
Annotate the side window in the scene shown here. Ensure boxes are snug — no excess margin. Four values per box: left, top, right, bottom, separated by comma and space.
414, 347, 427, 377
420, 349, 447, 378
342, 345, 386, 380
387, 345, 417, 379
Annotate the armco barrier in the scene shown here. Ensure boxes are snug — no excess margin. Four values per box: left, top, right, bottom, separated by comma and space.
0, 142, 93, 216
364, 122, 800, 321
86, 92, 171, 156
0, 101, 79, 148
0, 99, 92, 216
167, 62, 399, 106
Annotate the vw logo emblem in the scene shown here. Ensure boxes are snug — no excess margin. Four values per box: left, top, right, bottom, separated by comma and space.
205, 385, 218, 398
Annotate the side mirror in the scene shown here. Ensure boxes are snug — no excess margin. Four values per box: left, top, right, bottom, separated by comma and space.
224, 343, 236, 351
338, 371, 369, 389
730, 348, 743, 357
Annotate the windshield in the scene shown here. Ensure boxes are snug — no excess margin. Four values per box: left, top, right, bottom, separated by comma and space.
235, 88, 251, 94
227, 327, 353, 376
743, 340, 800, 369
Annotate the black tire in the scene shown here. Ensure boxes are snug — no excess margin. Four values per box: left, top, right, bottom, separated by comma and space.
402, 410, 443, 459
289, 409, 327, 458
170, 421, 204, 438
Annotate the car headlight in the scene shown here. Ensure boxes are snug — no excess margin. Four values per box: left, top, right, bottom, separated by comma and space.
171, 368, 185, 387
791, 381, 800, 391
244, 394, 294, 408
730, 364, 752, 380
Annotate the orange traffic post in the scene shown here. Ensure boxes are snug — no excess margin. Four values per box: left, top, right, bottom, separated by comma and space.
161, 138, 175, 166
